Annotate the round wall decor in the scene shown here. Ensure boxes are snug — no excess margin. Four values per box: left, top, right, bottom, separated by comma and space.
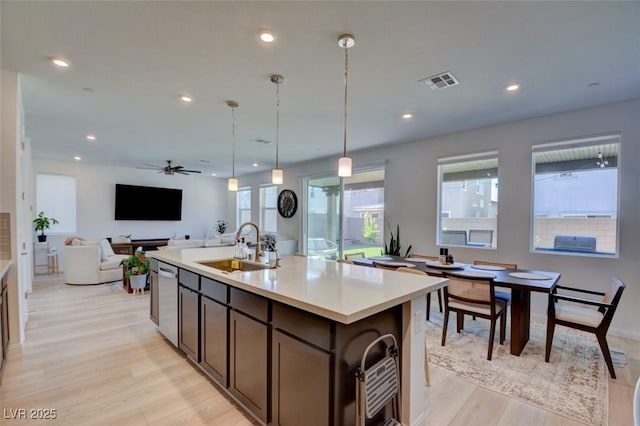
277, 189, 298, 218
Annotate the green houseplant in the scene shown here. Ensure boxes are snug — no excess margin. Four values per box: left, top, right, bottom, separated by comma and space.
383, 223, 413, 258
33, 211, 59, 242
120, 252, 150, 294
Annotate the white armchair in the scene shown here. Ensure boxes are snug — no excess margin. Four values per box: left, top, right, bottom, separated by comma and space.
64, 239, 128, 285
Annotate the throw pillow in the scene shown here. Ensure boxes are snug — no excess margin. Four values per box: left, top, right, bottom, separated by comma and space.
99, 239, 115, 261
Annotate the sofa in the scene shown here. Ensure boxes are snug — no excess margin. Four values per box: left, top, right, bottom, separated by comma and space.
64, 239, 128, 285
159, 237, 237, 251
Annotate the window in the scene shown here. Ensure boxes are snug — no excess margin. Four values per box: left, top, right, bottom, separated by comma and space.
437, 152, 498, 248
259, 185, 278, 233
531, 134, 620, 256
35, 173, 76, 234
236, 187, 251, 228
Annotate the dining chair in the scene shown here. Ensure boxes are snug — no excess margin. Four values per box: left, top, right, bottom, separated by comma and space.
337, 259, 353, 264
396, 266, 432, 386
375, 263, 400, 271
472, 260, 516, 306
545, 277, 625, 378
344, 252, 366, 260
441, 271, 507, 360
411, 254, 443, 321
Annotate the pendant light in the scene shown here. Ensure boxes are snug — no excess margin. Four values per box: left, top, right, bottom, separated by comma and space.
227, 100, 239, 191
337, 34, 355, 178
271, 74, 284, 185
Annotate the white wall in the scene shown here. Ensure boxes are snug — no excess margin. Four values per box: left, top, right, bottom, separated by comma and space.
2, 69, 29, 344
32, 159, 229, 266
239, 98, 640, 339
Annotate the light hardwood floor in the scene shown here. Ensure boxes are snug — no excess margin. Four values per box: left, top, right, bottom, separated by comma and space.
1, 276, 636, 425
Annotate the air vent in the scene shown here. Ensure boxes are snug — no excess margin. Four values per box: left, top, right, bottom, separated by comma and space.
420, 71, 459, 90
254, 138, 272, 144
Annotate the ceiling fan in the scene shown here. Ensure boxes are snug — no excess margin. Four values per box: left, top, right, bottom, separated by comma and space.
138, 160, 202, 175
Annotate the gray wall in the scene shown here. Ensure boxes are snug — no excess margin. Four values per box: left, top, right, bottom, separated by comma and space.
239, 98, 640, 339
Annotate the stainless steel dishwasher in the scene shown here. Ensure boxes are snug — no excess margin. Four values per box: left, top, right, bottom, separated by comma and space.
157, 262, 178, 346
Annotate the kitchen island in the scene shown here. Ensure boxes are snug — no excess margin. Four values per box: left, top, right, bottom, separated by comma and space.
149, 247, 445, 426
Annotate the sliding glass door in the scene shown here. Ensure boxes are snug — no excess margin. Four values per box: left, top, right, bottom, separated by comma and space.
306, 176, 341, 260
305, 167, 384, 260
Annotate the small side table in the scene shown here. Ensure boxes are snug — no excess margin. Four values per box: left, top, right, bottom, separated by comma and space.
47, 251, 59, 275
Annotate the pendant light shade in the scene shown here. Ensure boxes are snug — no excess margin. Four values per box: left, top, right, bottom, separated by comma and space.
271, 74, 284, 185
272, 169, 283, 185
228, 177, 238, 191
338, 156, 352, 177
337, 34, 355, 178
227, 100, 239, 192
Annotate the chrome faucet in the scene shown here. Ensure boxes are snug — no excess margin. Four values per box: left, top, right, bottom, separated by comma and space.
236, 221, 262, 262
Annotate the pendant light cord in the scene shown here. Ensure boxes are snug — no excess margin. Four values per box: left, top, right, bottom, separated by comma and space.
343, 46, 349, 157
231, 105, 236, 178
276, 82, 280, 169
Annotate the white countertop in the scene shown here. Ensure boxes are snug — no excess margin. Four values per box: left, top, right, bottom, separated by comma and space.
149, 247, 446, 324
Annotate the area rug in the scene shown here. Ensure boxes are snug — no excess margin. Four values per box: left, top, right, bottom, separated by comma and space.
425, 312, 609, 425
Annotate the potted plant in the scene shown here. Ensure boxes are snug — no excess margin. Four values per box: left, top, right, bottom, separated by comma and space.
120, 252, 150, 294
33, 211, 59, 242
383, 223, 413, 258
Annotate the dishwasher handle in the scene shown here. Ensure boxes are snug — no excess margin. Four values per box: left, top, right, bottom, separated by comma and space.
159, 268, 177, 279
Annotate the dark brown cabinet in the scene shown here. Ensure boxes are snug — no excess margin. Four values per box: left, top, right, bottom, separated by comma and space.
229, 309, 269, 424
160, 266, 402, 426
200, 296, 228, 387
149, 269, 159, 326
179, 285, 199, 362
272, 331, 331, 426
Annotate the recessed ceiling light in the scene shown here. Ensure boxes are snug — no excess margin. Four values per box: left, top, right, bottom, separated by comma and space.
86, 134, 96, 141
179, 95, 193, 103
506, 83, 520, 92
73, 156, 81, 161
253, 162, 259, 167
258, 29, 276, 43
51, 58, 70, 68
211, 173, 217, 177
402, 113, 413, 119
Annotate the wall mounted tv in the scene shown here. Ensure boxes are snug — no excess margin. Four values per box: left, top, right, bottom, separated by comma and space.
114, 184, 182, 221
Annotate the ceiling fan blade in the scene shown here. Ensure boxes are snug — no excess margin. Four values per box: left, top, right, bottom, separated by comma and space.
136, 166, 163, 170
180, 169, 201, 174
175, 170, 190, 175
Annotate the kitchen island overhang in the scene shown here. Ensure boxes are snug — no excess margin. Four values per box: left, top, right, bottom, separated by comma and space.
149, 247, 446, 426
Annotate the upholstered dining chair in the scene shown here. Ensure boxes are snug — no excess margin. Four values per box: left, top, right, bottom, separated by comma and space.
396, 266, 432, 386
545, 277, 626, 379
441, 271, 507, 360
344, 252, 366, 260
374, 263, 400, 270
472, 260, 517, 306
412, 254, 443, 321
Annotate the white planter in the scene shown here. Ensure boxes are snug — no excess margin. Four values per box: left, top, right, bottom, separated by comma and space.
130, 273, 147, 294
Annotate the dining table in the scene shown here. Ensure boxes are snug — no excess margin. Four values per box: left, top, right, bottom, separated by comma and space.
352, 256, 561, 356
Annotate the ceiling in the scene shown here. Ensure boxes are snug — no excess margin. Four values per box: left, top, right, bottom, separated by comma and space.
2, 1, 639, 178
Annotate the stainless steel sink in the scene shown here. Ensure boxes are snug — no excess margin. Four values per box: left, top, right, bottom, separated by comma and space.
197, 258, 269, 273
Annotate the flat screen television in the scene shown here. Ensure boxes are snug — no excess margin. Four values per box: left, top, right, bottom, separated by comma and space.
114, 184, 182, 221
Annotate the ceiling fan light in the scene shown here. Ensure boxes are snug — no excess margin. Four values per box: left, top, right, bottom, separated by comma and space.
228, 177, 238, 192
272, 168, 283, 185
338, 156, 352, 177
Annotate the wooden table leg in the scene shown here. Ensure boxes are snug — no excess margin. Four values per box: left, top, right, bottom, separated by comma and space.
509, 288, 531, 356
